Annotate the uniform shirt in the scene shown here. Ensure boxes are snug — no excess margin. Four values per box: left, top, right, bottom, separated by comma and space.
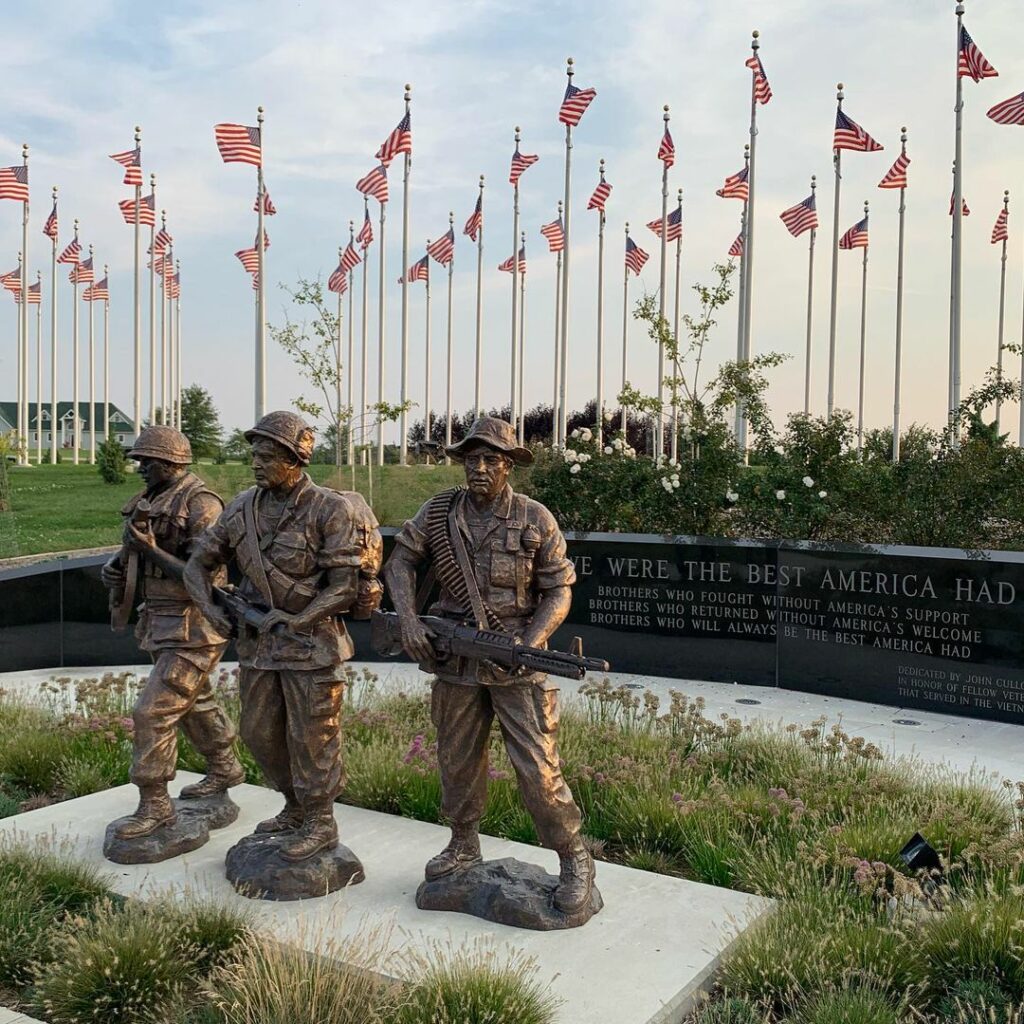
121, 472, 228, 655
394, 484, 576, 687
193, 474, 363, 672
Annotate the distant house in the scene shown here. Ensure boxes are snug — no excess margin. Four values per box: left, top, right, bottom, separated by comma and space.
0, 402, 138, 450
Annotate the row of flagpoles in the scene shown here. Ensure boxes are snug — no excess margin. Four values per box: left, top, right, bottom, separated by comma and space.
2, 130, 184, 466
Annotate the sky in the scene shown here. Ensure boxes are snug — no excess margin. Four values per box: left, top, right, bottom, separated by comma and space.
2, 0, 1023, 443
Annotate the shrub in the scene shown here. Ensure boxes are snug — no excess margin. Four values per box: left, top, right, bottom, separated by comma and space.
786, 984, 904, 1024
97, 436, 128, 484
936, 979, 1012, 1021
0, 727, 72, 792
690, 994, 767, 1023
398, 943, 560, 1024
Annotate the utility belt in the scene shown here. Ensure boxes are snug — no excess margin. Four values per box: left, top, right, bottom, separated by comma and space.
261, 561, 322, 616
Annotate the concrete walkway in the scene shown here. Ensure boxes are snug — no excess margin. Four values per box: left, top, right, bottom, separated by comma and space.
2, 661, 1021, 782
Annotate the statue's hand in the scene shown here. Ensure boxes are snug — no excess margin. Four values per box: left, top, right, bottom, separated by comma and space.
100, 558, 124, 590
125, 521, 158, 553
258, 609, 296, 634
400, 616, 436, 664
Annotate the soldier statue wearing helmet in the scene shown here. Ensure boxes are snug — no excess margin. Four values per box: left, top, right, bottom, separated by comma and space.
100, 425, 244, 856
185, 411, 381, 890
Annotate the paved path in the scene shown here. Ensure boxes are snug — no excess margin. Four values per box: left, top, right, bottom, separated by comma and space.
2, 661, 1021, 782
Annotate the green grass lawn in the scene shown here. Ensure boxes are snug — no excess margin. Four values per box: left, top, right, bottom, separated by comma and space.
0, 461, 464, 560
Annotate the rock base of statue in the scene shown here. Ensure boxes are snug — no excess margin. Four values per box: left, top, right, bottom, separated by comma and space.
224, 832, 365, 901
415, 856, 603, 930
103, 793, 239, 865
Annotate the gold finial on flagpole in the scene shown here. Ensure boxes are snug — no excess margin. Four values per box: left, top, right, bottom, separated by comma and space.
73, 218, 78, 234
811, 174, 817, 194
257, 105, 264, 123
566, 56, 574, 79
52, 185, 57, 201
752, 29, 760, 52
134, 125, 141, 144
449, 210, 454, 228
837, 82, 844, 103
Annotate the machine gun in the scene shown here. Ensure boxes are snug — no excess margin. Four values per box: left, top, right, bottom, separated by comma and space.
109, 500, 151, 631
370, 610, 610, 682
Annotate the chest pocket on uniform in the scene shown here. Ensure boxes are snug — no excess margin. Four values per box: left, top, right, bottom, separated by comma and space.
269, 529, 314, 577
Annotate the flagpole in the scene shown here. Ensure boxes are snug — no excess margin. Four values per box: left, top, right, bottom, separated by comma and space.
35, 271, 42, 463
424, 243, 432, 448
511, 126, 522, 431
168, 260, 176, 428
474, 175, 484, 419
49, 186, 57, 464
739, 29, 762, 454
102, 263, 109, 439
828, 83, 844, 417
670, 186, 682, 460
132, 126, 141, 437
175, 260, 182, 432
804, 175, 817, 416
558, 57, 576, 449
15, 252, 22, 460
621, 222, 629, 436
996, 190, 1009, 434
254, 106, 267, 420
360, 200, 369, 461
656, 105, 670, 455
519, 229, 526, 443
947, 161, 957, 440
445, 210, 454, 451
376, 192, 386, 467
892, 133, 908, 461
399, 84, 412, 466
87, 244, 95, 464
159, 212, 168, 420
857, 200, 870, 453
148, 174, 156, 424
552, 203, 563, 439
71, 226, 79, 464
596, 160, 608, 447
951, 3, 965, 445
734, 146, 750, 441
347, 221, 356, 465
20, 144, 29, 465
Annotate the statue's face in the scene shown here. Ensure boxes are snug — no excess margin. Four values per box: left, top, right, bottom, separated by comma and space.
461, 444, 512, 501
250, 437, 297, 490
137, 457, 181, 490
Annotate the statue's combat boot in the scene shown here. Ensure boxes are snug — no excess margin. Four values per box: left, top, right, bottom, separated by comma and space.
254, 794, 304, 835
554, 837, 595, 914
114, 784, 176, 839
279, 806, 339, 862
424, 823, 483, 880
178, 750, 246, 799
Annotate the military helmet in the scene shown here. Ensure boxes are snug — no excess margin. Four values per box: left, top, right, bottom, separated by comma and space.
446, 415, 533, 465
244, 410, 316, 466
126, 425, 192, 465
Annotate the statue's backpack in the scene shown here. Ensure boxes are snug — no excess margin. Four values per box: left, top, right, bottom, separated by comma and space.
333, 490, 384, 619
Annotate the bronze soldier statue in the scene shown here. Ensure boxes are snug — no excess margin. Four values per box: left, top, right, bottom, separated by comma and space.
100, 426, 243, 843
184, 411, 379, 868
384, 415, 596, 916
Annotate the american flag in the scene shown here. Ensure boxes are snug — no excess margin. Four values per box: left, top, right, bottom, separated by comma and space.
0, 165, 28, 202
558, 81, 597, 126
109, 147, 142, 186
625, 235, 649, 275
167, 274, 181, 300
728, 233, 744, 258
646, 205, 682, 242
153, 227, 173, 256
958, 25, 998, 82
235, 247, 259, 273
992, 207, 1009, 244
43, 202, 58, 242
57, 238, 80, 264
91, 277, 110, 301
658, 128, 675, 168
498, 247, 527, 274
340, 241, 362, 273
376, 112, 412, 166
780, 194, 818, 237
834, 110, 883, 152
399, 255, 429, 284
251, 272, 261, 292
119, 193, 156, 226
148, 254, 172, 275
357, 208, 374, 249
1, 269, 21, 293
838, 217, 869, 250
26, 281, 42, 304
949, 194, 971, 217
254, 189, 276, 215
214, 123, 261, 166
356, 164, 389, 204
70, 257, 94, 283
987, 92, 1024, 125
509, 147, 539, 186
878, 153, 910, 189
587, 177, 612, 212
540, 217, 565, 253
745, 54, 773, 104
463, 195, 482, 241
427, 228, 455, 266
327, 261, 349, 294
717, 165, 749, 201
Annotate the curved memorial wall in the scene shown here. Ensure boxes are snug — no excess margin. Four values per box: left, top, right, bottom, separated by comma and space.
2, 532, 1022, 726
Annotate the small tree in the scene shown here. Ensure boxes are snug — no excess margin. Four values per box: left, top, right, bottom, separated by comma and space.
180, 385, 224, 459
220, 428, 249, 463
97, 436, 128, 485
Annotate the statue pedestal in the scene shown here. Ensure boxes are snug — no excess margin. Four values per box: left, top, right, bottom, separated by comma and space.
416, 857, 602, 930
225, 832, 364, 901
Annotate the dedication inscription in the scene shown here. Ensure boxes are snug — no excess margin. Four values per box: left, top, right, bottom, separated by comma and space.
777, 543, 1024, 726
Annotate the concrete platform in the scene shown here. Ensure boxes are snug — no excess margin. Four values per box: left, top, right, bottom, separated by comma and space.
0, 774, 770, 1024
0, 1010, 44, 1024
